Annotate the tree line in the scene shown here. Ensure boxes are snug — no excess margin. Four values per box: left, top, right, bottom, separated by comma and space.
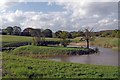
1, 26, 119, 38
1, 26, 119, 48
1, 26, 86, 38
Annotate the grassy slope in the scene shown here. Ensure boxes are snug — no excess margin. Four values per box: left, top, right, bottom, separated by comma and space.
1, 35, 78, 43
1, 35, 62, 47
1, 35, 61, 43
91, 37, 120, 50
2, 52, 118, 78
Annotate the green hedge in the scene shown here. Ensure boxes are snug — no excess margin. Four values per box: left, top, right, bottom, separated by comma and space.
2, 41, 61, 47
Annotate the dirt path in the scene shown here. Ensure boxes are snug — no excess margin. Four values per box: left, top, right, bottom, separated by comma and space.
69, 42, 87, 46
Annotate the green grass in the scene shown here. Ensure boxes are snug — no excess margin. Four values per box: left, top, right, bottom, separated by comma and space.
1, 35, 61, 43
1, 35, 79, 47
70, 37, 81, 43
1, 35, 81, 43
1, 35, 62, 47
1, 35, 32, 47
1, 35, 32, 43
2, 52, 118, 78
13, 45, 88, 56
91, 37, 120, 50
1, 35, 120, 51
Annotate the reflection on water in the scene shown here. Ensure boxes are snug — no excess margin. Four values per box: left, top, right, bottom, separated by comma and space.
48, 46, 118, 66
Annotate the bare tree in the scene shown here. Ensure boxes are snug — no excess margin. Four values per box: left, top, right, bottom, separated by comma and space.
79, 27, 93, 48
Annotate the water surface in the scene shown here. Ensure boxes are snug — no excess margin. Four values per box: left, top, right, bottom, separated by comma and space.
47, 46, 118, 66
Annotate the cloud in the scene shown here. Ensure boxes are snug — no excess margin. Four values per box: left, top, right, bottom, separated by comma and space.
0, 1, 118, 32
55, 1, 118, 31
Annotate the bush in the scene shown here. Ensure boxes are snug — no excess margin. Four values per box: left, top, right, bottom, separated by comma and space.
3, 42, 31, 47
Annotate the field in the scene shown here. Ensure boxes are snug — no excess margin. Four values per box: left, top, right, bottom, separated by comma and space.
1, 35, 61, 44
2, 52, 118, 78
1, 35, 62, 47
1, 35, 82, 44
1, 35, 73, 47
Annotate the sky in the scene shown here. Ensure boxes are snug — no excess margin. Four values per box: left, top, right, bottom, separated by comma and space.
0, 0, 119, 32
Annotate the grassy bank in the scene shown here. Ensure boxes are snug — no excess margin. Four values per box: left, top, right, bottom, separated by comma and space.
91, 37, 120, 50
2, 52, 118, 78
13, 45, 91, 57
72, 37, 120, 50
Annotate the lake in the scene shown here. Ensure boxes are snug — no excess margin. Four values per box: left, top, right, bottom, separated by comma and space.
47, 45, 118, 66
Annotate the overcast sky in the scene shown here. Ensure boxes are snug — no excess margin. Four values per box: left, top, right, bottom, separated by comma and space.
0, 0, 119, 32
